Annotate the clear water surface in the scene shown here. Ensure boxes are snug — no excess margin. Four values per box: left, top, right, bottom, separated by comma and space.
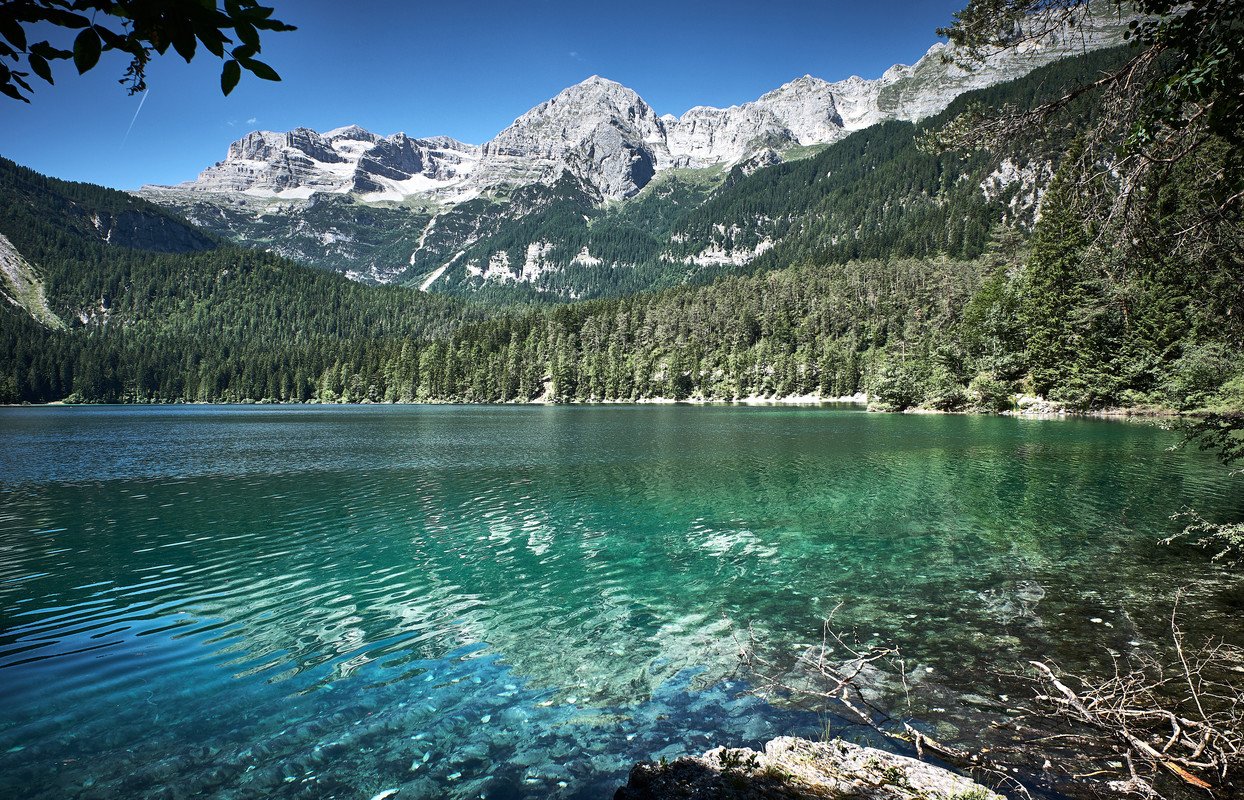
1, 405, 1241, 799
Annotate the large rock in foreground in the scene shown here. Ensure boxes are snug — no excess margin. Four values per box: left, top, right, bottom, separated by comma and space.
615, 736, 1003, 800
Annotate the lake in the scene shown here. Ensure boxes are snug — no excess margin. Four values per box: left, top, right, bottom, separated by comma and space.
1, 405, 1241, 799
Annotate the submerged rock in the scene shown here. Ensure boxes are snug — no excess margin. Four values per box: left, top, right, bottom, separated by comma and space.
614, 736, 1003, 799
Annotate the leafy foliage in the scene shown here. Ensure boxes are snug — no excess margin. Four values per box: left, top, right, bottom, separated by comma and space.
0, 0, 295, 101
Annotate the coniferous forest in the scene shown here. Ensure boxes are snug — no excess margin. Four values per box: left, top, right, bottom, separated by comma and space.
1, 38, 1241, 415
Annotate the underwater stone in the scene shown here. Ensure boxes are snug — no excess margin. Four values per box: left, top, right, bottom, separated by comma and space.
615, 736, 1005, 799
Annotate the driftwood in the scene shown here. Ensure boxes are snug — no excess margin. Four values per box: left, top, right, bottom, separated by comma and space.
1023, 599, 1244, 797
736, 598, 1244, 799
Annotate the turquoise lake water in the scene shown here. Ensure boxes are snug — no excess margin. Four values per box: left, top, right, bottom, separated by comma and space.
1, 405, 1241, 799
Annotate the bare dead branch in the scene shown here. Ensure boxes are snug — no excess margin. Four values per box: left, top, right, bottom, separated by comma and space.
1023, 599, 1244, 796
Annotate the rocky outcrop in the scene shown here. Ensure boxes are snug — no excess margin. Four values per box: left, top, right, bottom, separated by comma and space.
228, 127, 348, 164
0, 233, 64, 329
82, 208, 217, 253
665, 104, 797, 170
615, 736, 1004, 800
876, 8, 1128, 124
170, 126, 480, 200
470, 76, 668, 201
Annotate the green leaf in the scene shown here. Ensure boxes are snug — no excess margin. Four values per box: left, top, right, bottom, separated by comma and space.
241, 58, 279, 82
197, 30, 226, 58
73, 27, 101, 74
231, 44, 258, 61
95, 26, 128, 49
28, 53, 53, 84
45, 10, 90, 29
0, 16, 27, 51
234, 21, 260, 51
221, 59, 241, 95
173, 31, 196, 62
0, 81, 28, 102
30, 42, 73, 60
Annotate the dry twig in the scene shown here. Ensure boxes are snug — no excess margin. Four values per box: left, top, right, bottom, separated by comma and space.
1023, 596, 1244, 797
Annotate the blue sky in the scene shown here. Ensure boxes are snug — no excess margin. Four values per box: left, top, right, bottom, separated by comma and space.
1, 1, 966, 190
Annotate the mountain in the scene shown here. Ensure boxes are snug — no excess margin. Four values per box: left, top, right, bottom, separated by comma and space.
137, 10, 1127, 295
0, 232, 64, 330
162, 125, 480, 201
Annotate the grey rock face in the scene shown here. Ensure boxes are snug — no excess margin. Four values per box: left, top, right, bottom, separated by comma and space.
471, 76, 668, 200
177, 126, 479, 198
615, 736, 1005, 799
350, 134, 436, 194
154, 8, 1124, 204
0, 233, 65, 329
227, 127, 346, 164
734, 148, 784, 178
665, 104, 796, 169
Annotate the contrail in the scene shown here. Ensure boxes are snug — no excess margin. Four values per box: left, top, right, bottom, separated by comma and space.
121, 89, 149, 147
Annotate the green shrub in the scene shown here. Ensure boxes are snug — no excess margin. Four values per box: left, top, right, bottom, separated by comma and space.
968, 372, 1014, 412
870, 362, 925, 411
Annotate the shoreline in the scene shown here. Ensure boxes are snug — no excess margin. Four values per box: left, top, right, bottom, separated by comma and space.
0, 393, 1187, 420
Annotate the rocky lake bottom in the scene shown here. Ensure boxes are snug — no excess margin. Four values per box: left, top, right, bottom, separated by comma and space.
1, 405, 1241, 799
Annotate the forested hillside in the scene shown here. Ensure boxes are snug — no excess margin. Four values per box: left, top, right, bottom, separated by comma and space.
1, 35, 1241, 412
0, 157, 485, 403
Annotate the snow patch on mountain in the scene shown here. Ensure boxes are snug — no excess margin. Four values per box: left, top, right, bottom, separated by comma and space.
163, 126, 480, 201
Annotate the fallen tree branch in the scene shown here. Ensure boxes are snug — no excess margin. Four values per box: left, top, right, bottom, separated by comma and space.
1022, 596, 1244, 797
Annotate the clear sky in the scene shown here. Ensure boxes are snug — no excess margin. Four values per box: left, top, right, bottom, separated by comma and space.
1, 0, 966, 190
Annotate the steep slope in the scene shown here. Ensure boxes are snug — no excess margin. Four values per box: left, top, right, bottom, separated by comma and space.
471, 77, 665, 201
137, 191, 440, 284
0, 157, 217, 256
0, 233, 64, 330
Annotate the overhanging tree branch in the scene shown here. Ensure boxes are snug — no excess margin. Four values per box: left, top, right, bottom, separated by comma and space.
0, 0, 296, 102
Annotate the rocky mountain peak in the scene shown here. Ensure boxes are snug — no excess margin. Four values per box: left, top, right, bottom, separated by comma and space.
323, 125, 377, 142
576, 74, 624, 89
752, 75, 845, 144
523, 74, 656, 126
170, 126, 479, 200
149, 8, 1127, 205
472, 75, 666, 200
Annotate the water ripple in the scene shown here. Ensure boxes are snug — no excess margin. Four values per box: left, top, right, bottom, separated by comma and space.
0, 407, 1241, 798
